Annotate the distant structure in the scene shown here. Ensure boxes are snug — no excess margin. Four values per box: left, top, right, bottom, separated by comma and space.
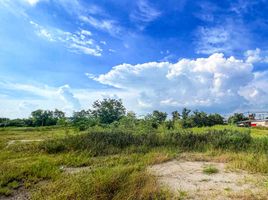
237, 111, 268, 127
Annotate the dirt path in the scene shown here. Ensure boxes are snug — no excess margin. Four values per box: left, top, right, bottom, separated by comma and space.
149, 160, 267, 199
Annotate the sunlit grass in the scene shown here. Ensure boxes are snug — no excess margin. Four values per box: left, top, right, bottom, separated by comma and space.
0, 126, 268, 199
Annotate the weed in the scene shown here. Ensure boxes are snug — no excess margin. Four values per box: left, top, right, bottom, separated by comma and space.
203, 165, 219, 174
0, 187, 12, 196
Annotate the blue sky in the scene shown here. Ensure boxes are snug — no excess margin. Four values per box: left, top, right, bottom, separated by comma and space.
1, 0, 268, 118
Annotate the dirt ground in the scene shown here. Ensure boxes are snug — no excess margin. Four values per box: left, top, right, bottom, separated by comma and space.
0, 187, 29, 200
149, 159, 268, 200
6, 140, 44, 147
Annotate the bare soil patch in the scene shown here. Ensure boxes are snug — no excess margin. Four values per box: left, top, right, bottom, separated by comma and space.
60, 166, 91, 174
7, 140, 44, 146
0, 187, 29, 200
149, 160, 267, 200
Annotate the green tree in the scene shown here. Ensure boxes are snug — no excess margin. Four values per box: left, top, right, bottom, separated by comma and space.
31, 109, 59, 126
171, 111, 180, 121
207, 113, 224, 126
72, 109, 95, 130
152, 110, 167, 124
91, 98, 126, 124
191, 110, 208, 127
31, 109, 46, 126
182, 108, 191, 120
228, 113, 248, 124
54, 109, 65, 119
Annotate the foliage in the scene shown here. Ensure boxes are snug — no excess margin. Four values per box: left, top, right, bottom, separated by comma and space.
71, 109, 97, 131
0, 99, 226, 129
228, 113, 248, 124
1, 126, 268, 199
0, 109, 66, 127
91, 98, 126, 124
180, 109, 224, 128
171, 110, 180, 121
41, 128, 254, 155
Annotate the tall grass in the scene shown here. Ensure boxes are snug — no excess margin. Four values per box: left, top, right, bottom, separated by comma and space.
40, 128, 259, 156
32, 166, 171, 200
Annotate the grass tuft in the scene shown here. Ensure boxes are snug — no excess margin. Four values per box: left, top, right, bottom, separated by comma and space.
203, 165, 219, 174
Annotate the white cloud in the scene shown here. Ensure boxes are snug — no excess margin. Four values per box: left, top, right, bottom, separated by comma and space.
195, 20, 250, 55
245, 48, 268, 63
30, 21, 102, 56
79, 16, 121, 36
92, 53, 268, 113
24, 0, 49, 6
58, 85, 81, 110
0, 81, 81, 118
131, 0, 161, 24
238, 71, 268, 110
26, 0, 40, 6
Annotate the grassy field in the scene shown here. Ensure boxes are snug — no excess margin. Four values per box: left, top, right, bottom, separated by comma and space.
0, 126, 268, 199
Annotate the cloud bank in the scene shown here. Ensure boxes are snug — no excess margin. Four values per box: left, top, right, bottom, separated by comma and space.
1, 51, 268, 118
93, 52, 268, 113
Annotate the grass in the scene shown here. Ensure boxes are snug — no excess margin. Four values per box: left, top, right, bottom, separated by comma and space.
203, 165, 219, 174
0, 125, 268, 199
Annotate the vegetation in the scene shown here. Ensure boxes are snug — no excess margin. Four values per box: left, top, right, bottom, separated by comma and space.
203, 165, 219, 174
1, 98, 229, 129
0, 98, 268, 199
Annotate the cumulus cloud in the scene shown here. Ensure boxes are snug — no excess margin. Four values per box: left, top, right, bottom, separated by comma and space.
30, 21, 102, 56
238, 71, 268, 109
92, 53, 268, 113
245, 48, 268, 63
58, 85, 81, 110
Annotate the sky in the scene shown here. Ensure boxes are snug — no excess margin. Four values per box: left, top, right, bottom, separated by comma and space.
1, 0, 268, 118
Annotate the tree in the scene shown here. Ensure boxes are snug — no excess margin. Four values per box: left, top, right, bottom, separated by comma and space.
54, 109, 65, 119
152, 110, 167, 124
182, 108, 191, 120
191, 110, 208, 127
31, 109, 64, 126
171, 111, 180, 121
181, 108, 192, 128
117, 111, 137, 130
145, 110, 167, 129
72, 109, 95, 130
228, 113, 248, 124
91, 98, 126, 124
207, 113, 224, 126
31, 109, 46, 126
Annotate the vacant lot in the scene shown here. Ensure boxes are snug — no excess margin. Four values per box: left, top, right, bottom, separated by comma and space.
0, 126, 267, 199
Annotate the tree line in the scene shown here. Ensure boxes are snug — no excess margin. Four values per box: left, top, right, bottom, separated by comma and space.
0, 98, 248, 129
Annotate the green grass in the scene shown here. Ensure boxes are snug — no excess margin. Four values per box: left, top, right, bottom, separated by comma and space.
0, 126, 268, 199
203, 165, 219, 174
